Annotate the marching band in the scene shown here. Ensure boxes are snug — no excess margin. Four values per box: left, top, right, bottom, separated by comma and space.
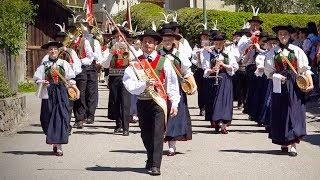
33, 5, 317, 176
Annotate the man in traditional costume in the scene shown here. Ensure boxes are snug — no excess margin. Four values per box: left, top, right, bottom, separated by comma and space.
123, 28, 180, 175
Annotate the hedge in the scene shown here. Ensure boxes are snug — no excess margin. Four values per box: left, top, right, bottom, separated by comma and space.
0, 61, 13, 99
116, 3, 320, 45
0, 0, 36, 54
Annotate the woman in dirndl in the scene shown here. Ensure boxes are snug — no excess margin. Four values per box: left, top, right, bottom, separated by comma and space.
33, 41, 79, 156
262, 25, 314, 156
202, 34, 239, 134
158, 25, 197, 156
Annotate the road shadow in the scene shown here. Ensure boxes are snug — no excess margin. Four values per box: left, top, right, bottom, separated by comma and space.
110, 150, 146, 154
94, 120, 114, 123
85, 165, 146, 174
30, 124, 42, 127
72, 130, 140, 135
109, 150, 185, 156
229, 124, 258, 127
192, 124, 211, 128
190, 118, 206, 122
3, 150, 53, 156
228, 129, 266, 133
83, 125, 115, 129
220, 149, 288, 156
94, 115, 108, 118
17, 130, 43, 134
95, 107, 108, 110
307, 119, 320, 123
72, 131, 114, 135
188, 106, 199, 109
303, 134, 320, 147
192, 129, 266, 134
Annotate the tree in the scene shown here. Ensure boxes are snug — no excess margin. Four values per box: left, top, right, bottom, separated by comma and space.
222, 0, 320, 14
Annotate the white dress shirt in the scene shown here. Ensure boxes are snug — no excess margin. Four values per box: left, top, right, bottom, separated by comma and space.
190, 48, 211, 70
33, 57, 76, 99
179, 38, 193, 59
259, 44, 312, 93
201, 48, 239, 77
122, 50, 180, 108
78, 35, 95, 66
159, 48, 193, 78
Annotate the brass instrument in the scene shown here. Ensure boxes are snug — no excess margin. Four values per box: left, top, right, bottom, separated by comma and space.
91, 25, 104, 45
58, 26, 83, 60
62, 27, 82, 48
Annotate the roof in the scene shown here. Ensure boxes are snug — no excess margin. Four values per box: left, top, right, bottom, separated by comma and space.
52, 0, 74, 15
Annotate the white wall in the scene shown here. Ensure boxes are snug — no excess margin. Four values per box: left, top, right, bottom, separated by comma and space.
195, 0, 235, 11
93, 0, 141, 16
164, 0, 235, 11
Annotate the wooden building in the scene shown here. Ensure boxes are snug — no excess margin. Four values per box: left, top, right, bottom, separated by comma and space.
26, 0, 74, 78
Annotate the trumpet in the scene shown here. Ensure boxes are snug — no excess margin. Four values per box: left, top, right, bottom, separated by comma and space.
62, 27, 82, 48
91, 25, 104, 45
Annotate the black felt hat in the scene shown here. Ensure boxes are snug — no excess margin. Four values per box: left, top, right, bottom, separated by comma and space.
41, 41, 63, 50
160, 28, 182, 40
199, 30, 211, 37
169, 21, 180, 29
232, 30, 243, 36
210, 29, 221, 38
54, 31, 67, 40
112, 26, 130, 37
272, 25, 295, 34
212, 34, 226, 41
248, 16, 263, 24
137, 29, 162, 44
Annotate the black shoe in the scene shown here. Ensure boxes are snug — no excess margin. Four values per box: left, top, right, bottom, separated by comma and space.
86, 118, 94, 124
281, 146, 288, 153
113, 128, 123, 134
289, 151, 298, 157
148, 167, 161, 176
122, 130, 129, 136
53, 146, 57, 153
73, 121, 84, 129
145, 160, 152, 170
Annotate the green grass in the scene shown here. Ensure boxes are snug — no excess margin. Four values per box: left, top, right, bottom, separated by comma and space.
18, 81, 37, 93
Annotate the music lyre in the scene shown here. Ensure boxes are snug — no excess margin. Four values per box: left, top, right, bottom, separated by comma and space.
209, 58, 222, 86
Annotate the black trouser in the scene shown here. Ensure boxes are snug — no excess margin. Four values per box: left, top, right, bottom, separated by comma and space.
73, 65, 98, 121
235, 70, 247, 106
194, 68, 205, 110
137, 100, 165, 168
108, 76, 131, 131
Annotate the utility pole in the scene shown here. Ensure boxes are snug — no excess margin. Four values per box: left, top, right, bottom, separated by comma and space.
203, 0, 207, 25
